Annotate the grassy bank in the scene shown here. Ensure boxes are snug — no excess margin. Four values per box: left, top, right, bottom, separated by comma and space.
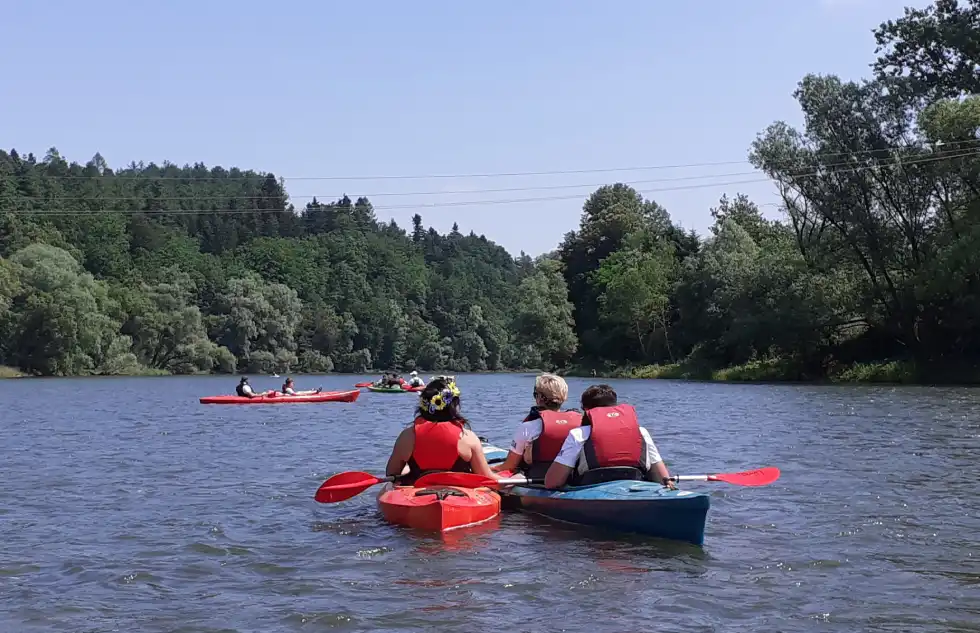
0, 365, 25, 378
566, 358, 980, 386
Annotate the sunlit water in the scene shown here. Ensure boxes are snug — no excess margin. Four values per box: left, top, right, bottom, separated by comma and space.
1, 374, 978, 632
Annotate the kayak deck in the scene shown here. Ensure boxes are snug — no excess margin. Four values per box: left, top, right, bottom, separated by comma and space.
377, 482, 501, 532
199, 389, 360, 405
481, 442, 710, 545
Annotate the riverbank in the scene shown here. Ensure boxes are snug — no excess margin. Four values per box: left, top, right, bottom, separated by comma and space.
565, 358, 980, 386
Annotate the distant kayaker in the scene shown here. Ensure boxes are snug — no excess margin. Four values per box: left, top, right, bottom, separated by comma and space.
543, 384, 675, 490
407, 370, 424, 387
379, 372, 402, 388
236, 377, 256, 398
282, 377, 321, 395
491, 373, 582, 479
384, 377, 500, 484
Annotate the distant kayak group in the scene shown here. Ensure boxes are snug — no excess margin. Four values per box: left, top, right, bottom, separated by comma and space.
357, 371, 426, 392
314, 373, 780, 545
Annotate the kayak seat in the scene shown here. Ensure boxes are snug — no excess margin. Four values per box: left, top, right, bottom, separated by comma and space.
576, 467, 644, 486
415, 489, 467, 501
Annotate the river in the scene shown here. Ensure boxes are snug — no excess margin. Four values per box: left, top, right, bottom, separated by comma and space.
1, 374, 978, 632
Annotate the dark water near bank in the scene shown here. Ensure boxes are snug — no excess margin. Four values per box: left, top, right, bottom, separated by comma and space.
1, 374, 978, 632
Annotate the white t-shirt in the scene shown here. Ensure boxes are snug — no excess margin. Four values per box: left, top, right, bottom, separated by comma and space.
509, 419, 544, 460
284, 387, 296, 395
241, 384, 254, 396
554, 426, 662, 471
509, 418, 662, 470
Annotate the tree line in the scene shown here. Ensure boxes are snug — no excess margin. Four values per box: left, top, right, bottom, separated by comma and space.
1, 0, 978, 381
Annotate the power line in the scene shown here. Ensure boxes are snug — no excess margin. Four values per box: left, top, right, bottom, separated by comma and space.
6, 148, 978, 217
9, 146, 980, 204
8, 138, 980, 182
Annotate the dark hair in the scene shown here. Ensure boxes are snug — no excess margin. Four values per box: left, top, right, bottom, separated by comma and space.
581, 384, 617, 409
415, 377, 470, 428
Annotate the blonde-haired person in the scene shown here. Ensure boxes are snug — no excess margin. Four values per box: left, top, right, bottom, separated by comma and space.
491, 373, 584, 479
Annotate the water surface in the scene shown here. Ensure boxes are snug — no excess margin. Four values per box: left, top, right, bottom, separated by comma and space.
1, 374, 978, 632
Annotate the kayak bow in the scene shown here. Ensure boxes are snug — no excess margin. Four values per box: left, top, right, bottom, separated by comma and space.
376, 482, 501, 532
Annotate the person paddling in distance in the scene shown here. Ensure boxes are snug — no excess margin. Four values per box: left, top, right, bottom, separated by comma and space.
236, 376, 256, 398
281, 377, 321, 396
543, 384, 675, 490
406, 370, 424, 388
385, 377, 501, 485
491, 373, 582, 478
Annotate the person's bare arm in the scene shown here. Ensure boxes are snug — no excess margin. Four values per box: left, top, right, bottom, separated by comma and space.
649, 461, 675, 489
492, 451, 524, 473
544, 462, 573, 489
460, 431, 501, 480
385, 427, 414, 477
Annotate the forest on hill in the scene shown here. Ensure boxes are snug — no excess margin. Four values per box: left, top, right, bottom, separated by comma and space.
1, 0, 978, 381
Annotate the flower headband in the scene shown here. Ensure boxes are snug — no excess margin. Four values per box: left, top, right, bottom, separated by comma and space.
420, 379, 461, 413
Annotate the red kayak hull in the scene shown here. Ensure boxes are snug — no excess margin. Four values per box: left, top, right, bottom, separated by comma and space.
377, 482, 501, 532
199, 389, 361, 405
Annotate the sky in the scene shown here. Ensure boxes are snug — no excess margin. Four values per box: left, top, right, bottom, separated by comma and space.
0, 0, 930, 256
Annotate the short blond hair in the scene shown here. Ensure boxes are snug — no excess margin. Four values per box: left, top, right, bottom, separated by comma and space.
534, 373, 568, 409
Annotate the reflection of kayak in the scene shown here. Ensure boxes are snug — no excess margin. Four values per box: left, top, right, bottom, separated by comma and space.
366, 385, 420, 393
377, 481, 501, 532
199, 389, 361, 405
481, 443, 710, 545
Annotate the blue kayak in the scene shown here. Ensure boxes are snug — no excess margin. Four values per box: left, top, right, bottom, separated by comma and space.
481, 443, 710, 546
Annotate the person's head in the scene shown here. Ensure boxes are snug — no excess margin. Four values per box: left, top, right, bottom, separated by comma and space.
416, 376, 465, 424
285, 377, 293, 386
581, 384, 617, 409
240, 377, 248, 384
411, 370, 418, 377
533, 373, 568, 410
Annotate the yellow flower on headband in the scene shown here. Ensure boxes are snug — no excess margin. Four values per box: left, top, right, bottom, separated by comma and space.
421, 380, 461, 414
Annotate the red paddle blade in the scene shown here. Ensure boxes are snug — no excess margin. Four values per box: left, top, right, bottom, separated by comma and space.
354, 382, 372, 387
413, 472, 498, 488
710, 467, 780, 486
314, 471, 383, 503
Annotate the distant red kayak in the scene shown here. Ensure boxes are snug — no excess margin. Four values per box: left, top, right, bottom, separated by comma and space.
199, 389, 361, 405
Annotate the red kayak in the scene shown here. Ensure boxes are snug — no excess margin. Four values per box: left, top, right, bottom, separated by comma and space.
199, 389, 361, 405
377, 482, 501, 532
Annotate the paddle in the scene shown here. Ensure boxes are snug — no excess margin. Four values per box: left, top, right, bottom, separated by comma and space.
414, 467, 781, 489
354, 382, 372, 387
671, 467, 780, 486
313, 471, 395, 503
413, 472, 534, 489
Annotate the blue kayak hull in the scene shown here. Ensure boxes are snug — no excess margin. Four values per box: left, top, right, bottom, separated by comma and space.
482, 443, 710, 546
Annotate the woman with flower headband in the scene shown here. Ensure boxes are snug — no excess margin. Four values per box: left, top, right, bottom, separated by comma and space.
384, 376, 501, 484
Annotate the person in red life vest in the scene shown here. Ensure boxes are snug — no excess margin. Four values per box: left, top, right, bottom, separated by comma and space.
543, 384, 675, 490
491, 373, 583, 479
384, 377, 501, 484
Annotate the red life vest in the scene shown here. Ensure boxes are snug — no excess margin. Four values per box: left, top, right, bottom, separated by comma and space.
531, 410, 583, 463
409, 418, 470, 473
582, 404, 644, 470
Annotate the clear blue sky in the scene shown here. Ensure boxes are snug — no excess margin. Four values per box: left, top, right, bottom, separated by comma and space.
0, 0, 928, 256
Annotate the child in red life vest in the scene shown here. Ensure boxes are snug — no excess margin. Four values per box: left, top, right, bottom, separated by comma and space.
385, 377, 501, 484
543, 384, 675, 490
492, 373, 583, 479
